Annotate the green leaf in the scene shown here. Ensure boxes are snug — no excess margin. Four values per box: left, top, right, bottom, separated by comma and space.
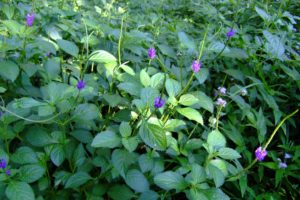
140, 69, 151, 87
178, 31, 196, 50
14, 97, 46, 109
165, 78, 181, 97
118, 82, 142, 96
122, 137, 139, 152
263, 30, 285, 59
38, 105, 56, 117
57, 39, 79, 57
125, 169, 149, 193
65, 172, 91, 188
154, 171, 187, 190
218, 147, 241, 160
140, 87, 159, 108
207, 130, 226, 150
108, 185, 135, 200
186, 188, 209, 200
89, 50, 117, 64
185, 164, 206, 185
207, 164, 224, 187
0, 60, 19, 82
139, 122, 167, 151
255, 7, 271, 21
19, 164, 46, 183
195, 68, 209, 84
50, 145, 66, 166
25, 126, 54, 147
176, 107, 203, 125
11, 147, 38, 164
138, 154, 154, 173
164, 119, 186, 132
70, 130, 93, 144
138, 191, 159, 200
112, 149, 137, 178
45, 57, 60, 79
202, 189, 230, 200
150, 73, 165, 89
193, 91, 214, 113
103, 94, 123, 107
210, 159, 228, 176
73, 103, 100, 121
91, 130, 121, 148
5, 181, 35, 200
2, 20, 22, 35
179, 94, 199, 106
0, 87, 7, 93
119, 122, 132, 137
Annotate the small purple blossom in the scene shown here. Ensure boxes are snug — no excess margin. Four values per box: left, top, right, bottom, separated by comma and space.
218, 86, 227, 95
284, 153, 292, 159
278, 162, 287, 169
26, 13, 35, 27
77, 80, 85, 90
216, 97, 227, 107
226, 29, 236, 38
0, 111, 2, 118
0, 159, 7, 169
191, 60, 201, 73
255, 147, 268, 161
154, 97, 165, 108
6, 169, 11, 176
148, 47, 156, 59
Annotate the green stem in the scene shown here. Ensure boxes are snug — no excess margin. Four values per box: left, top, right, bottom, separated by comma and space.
118, 17, 124, 66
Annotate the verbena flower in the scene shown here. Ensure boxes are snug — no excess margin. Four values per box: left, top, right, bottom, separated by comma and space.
148, 47, 156, 59
0, 159, 7, 169
216, 97, 227, 107
154, 97, 165, 108
241, 88, 248, 96
26, 13, 35, 27
0, 111, 2, 118
191, 60, 201, 73
218, 86, 227, 95
255, 147, 267, 161
6, 169, 11, 176
284, 153, 292, 159
278, 162, 287, 169
226, 29, 236, 38
77, 80, 85, 90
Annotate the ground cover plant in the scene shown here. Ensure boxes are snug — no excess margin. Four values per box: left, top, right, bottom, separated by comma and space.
0, 0, 300, 199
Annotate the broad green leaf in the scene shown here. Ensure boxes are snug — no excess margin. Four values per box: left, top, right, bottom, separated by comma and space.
118, 82, 142, 96
70, 130, 93, 144
186, 188, 209, 200
165, 78, 181, 97
41, 82, 74, 104
119, 122, 132, 137
25, 126, 54, 147
218, 147, 241, 160
140, 69, 151, 87
164, 119, 186, 131
176, 107, 203, 125
210, 159, 228, 176
138, 190, 159, 200
185, 164, 206, 185
207, 164, 224, 187
140, 87, 159, 108
91, 130, 121, 148
65, 172, 91, 188
5, 181, 35, 200
0, 60, 19, 82
178, 31, 196, 50
11, 147, 38, 164
139, 122, 167, 151
193, 91, 214, 113
112, 149, 136, 178
19, 164, 46, 183
38, 105, 56, 117
138, 154, 154, 173
2, 20, 22, 34
73, 103, 100, 121
255, 7, 271, 21
179, 94, 199, 106
0, 87, 7, 93
108, 185, 135, 200
89, 50, 117, 64
122, 137, 139, 152
50, 145, 65, 166
263, 30, 285, 59
207, 130, 226, 150
154, 171, 187, 190
57, 39, 79, 57
195, 68, 209, 84
103, 94, 123, 107
125, 169, 149, 193
150, 73, 165, 89
13, 97, 46, 109
202, 189, 230, 200
45, 57, 60, 79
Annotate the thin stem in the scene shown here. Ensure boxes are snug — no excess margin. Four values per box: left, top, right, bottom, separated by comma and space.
118, 16, 124, 66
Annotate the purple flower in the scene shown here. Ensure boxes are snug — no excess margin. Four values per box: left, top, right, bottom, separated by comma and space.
0, 159, 7, 169
255, 147, 268, 161
218, 86, 227, 95
154, 97, 165, 108
26, 13, 35, 27
77, 80, 85, 90
191, 60, 201, 73
278, 162, 287, 169
216, 97, 227, 107
284, 153, 292, 159
226, 29, 236, 38
0, 111, 2, 118
6, 169, 11, 176
148, 47, 156, 59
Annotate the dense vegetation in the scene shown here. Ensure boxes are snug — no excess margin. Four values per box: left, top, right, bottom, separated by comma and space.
0, 0, 299, 199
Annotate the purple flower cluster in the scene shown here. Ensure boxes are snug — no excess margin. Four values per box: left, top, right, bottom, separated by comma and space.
255, 147, 267, 161
226, 29, 236, 38
148, 47, 156, 59
216, 97, 227, 107
0, 158, 10, 176
26, 13, 35, 27
191, 60, 201, 73
218, 86, 226, 95
77, 80, 85, 90
154, 97, 165, 108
